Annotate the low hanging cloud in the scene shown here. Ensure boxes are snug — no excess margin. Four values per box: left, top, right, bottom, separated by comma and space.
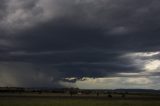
0, 0, 160, 88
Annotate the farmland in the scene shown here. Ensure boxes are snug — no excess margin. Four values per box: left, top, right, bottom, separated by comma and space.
0, 87, 160, 106
0, 93, 160, 106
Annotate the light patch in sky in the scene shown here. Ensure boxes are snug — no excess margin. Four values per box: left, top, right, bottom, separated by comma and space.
144, 60, 160, 72
118, 72, 144, 77
123, 77, 152, 85
132, 52, 159, 57
62, 77, 153, 89
124, 52, 160, 57
75, 77, 120, 89
122, 51, 160, 73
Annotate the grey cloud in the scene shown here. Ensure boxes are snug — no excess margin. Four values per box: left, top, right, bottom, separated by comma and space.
0, 0, 160, 88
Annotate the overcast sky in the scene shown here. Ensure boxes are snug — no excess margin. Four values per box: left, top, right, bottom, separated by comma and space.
0, 0, 160, 89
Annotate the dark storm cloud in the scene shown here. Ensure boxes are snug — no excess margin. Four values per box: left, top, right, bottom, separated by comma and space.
0, 0, 160, 87
2, 0, 160, 51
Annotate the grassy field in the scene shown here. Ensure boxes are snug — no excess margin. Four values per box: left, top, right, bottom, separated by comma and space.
0, 94, 160, 106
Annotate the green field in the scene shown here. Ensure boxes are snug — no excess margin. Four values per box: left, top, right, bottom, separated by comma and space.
0, 94, 160, 106
1, 99, 160, 106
